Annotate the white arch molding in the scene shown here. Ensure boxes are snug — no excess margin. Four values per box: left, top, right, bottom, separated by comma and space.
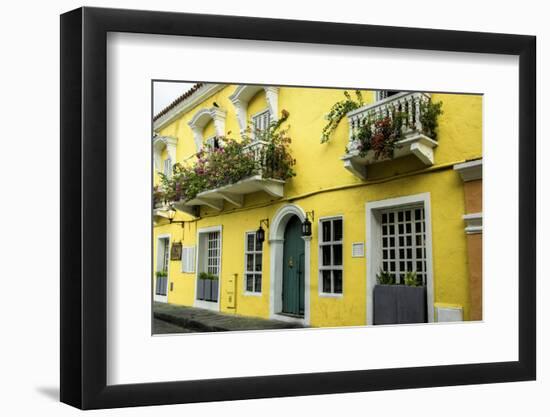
152, 135, 177, 172
229, 85, 279, 133
188, 107, 227, 151
268, 203, 311, 325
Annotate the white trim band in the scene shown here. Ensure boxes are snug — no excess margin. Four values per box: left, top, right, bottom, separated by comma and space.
463, 212, 483, 234
454, 159, 482, 182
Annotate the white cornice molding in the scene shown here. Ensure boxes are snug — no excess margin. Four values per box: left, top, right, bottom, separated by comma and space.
188, 106, 228, 151
229, 85, 279, 132
153, 84, 225, 131
152, 135, 178, 170
463, 212, 483, 234
454, 159, 482, 182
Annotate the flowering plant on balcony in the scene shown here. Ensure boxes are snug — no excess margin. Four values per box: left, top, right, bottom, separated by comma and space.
352, 112, 408, 160
243, 109, 296, 180
349, 100, 443, 160
156, 110, 295, 204
153, 185, 166, 208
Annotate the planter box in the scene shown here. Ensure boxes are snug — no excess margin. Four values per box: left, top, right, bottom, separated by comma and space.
204, 279, 212, 301
373, 285, 427, 325
210, 279, 219, 302
155, 276, 167, 296
197, 278, 205, 300
197, 278, 219, 302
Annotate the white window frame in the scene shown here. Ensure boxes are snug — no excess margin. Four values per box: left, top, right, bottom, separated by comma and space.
251, 108, 271, 140
163, 156, 172, 178
318, 215, 344, 297
154, 234, 171, 303
379, 205, 428, 286
366, 193, 435, 325
181, 245, 196, 273
206, 231, 221, 277
243, 231, 263, 296
204, 134, 224, 149
375, 90, 402, 101
194, 225, 222, 311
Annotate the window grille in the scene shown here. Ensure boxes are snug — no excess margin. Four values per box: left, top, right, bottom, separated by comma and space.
380, 206, 427, 285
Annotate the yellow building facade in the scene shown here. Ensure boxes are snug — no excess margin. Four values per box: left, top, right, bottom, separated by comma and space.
152, 83, 483, 327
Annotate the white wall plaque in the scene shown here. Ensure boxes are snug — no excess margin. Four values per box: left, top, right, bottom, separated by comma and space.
352, 242, 365, 258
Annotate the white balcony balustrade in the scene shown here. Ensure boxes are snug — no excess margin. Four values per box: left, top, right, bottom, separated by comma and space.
341, 92, 438, 180
174, 139, 285, 213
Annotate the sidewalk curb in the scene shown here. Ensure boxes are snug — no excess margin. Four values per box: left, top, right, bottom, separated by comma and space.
154, 311, 228, 332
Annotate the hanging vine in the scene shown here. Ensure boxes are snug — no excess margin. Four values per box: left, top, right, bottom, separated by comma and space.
320, 90, 364, 143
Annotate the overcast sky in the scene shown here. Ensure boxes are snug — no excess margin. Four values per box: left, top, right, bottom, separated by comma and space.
153, 81, 196, 115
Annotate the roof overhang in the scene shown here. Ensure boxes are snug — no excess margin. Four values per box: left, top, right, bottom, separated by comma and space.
153, 83, 225, 131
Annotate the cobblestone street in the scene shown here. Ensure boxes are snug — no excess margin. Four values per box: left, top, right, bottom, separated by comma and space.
153, 302, 304, 334
153, 318, 193, 334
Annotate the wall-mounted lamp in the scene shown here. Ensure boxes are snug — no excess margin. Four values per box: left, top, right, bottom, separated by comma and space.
167, 204, 185, 227
256, 218, 269, 244
301, 211, 314, 237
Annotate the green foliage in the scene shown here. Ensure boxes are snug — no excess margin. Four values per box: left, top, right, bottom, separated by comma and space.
155, 270, 168, 278
376, 270, 423, 286
403, 271, 422, 287
420, 100, 443, 140
353, 118, 373, 155
153, 185, 165, 207
376, 269, 394, 285
199, 272, 218, 280
243, 109, 296, 180
348, 99, 443, 159
321, 90, 364, 143
353, 112, 408, 160
156, 110, 295, 205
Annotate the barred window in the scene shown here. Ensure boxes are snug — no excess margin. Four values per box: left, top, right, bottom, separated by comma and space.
380, 206, 427, 285
319, 217, 343, 294
207, 232, 220, 277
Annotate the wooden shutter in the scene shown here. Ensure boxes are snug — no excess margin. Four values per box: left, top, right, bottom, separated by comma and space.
163, 157, 172, 177
181, 245, 196, 273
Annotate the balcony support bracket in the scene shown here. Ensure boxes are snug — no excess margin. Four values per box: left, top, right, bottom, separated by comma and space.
217, 191, 244, 207
342, 158, 368, 180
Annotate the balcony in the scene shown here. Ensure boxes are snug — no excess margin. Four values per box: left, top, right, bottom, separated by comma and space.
341, 92, 438, 180
174, 140, 286, 213
153, 201, 171, 224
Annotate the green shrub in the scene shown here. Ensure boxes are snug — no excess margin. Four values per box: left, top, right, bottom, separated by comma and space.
404, 271, 422, 287
199, 272, 218, 281
376, 269, 394, 285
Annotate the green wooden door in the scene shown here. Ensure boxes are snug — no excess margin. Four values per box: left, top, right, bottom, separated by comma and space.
282, 216, 305, 316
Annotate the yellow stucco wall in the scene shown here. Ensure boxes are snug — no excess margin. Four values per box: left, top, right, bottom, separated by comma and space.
153, 85, 482, 326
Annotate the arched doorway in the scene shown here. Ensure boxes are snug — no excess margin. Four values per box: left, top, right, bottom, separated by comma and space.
282, 216, 305, 316
269, 204, 311, 325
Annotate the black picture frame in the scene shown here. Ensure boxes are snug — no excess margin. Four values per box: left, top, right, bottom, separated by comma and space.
60, 6, 536, 410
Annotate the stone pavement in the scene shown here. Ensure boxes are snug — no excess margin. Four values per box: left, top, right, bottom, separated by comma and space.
153, 318, 193, 334
153, 302, 305, 332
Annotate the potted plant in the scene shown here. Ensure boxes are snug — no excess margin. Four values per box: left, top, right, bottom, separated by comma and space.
210, 274, 219, 302
197, 272, 208, 300
155, 270, 168, 294
198, 272, 219, 302
373, 270, 427, 325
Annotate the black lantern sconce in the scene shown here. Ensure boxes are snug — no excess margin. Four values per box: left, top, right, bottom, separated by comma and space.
256, 218, 269, 244
167, 204, 185, 227
301, 211, 314, 237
